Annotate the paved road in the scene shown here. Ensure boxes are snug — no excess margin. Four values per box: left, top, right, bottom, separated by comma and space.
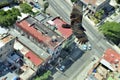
47, 0, 114, 80
48, 0, 72, 23
53, 45, 96, 80
82, 16, 112, 57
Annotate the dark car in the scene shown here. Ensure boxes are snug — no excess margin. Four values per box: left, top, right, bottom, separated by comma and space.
29, 2, 34, 6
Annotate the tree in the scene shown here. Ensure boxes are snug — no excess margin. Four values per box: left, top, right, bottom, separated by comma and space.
20, 3, 32, 13
0, 8, 20, 27
99, 22, 120, 45
0, 0, 9, 8
43, 1, 49, 13
71, 0, 77, 3
34, 70, 51, 80
94, 9, 104, 19
116, 0, 120, 4
12, 8, 21, 16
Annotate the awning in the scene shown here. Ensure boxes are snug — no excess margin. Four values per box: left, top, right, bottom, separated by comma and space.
100, 59, 114, 71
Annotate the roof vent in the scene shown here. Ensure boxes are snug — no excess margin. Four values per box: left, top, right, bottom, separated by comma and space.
51, 36, 57, 42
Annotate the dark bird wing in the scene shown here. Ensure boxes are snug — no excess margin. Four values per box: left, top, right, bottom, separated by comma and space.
70, 3, 88, 44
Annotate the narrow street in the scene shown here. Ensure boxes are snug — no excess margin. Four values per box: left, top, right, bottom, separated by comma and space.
47, 0, 114, 80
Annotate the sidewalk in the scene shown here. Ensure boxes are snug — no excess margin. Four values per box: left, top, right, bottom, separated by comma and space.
73, 55, 99, 80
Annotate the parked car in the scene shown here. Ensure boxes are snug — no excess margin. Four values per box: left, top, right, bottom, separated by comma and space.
82, 44, 87, 51
56, 59, 73, 72
88, 44, 92, 50
29, 2, 34, 6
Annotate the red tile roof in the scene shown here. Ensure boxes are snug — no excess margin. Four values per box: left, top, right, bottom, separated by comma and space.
16, 20, 58, 49
103, 49, 120, 64
83, 0, 97, 5
25, 51, 43, 66
52, 17, 72, 39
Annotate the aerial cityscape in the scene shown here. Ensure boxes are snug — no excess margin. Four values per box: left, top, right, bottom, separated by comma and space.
0, 0, 120, 80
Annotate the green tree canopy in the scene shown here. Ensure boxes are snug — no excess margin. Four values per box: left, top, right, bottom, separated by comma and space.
0, 0, 9, 8
94, 9, 104, 19
0, 8, 20, 27
20, 3, 32, 13
43, 2, 49, 13
99, 22, 120, 45
71, 0, 77, 3
35, 70, 51, 80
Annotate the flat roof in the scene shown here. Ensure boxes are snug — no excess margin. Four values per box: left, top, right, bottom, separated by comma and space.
0, 34, 14, 48
35, 13, 46, 22
103, 48, 120, 64
52, 17, 72, 39
15, 34, 51, 61
20, 66, 35, 80
25, 51, 43, 66
14, 41, 43, 66
0, 27, 8, 34
82, 0, 106, 6
82, 0, 96, 5
16, 16, 64, 50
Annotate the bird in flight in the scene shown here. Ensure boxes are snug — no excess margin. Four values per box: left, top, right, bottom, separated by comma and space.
62, 2, 88, 44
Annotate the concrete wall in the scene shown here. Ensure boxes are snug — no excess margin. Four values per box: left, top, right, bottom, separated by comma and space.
0, 38, 15, 61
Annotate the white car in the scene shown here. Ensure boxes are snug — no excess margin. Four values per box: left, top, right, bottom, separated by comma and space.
88, 44, 92, 50
59, 66, 65, 71
82, 44, 87, 51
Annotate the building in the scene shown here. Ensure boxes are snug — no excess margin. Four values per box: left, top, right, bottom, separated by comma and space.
0, 33, 15, 62
14, 41, 43, 70
102, 48, 120, 72
79, 0, 110, 13
86, 48, 120, 80
14, 41, 44, 80
47, 17, 74, 48
0, 34, 44, 80
15, 16, 65, 60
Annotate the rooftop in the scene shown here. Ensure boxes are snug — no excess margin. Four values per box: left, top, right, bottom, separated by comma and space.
0, 27, 8, 34
14, 41, 43, 66
50, 17, 72, 39
0, 34, 14, 48
25, 51, 43, 66
102, 49, 120, 72
35, 13, 46, 22
19, 65, 35, 80
87, 49, 120, 80
103, 48, 120, 64
11, 30, 51, 61
16, 16, 64, 50
81, 0, 106, 6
